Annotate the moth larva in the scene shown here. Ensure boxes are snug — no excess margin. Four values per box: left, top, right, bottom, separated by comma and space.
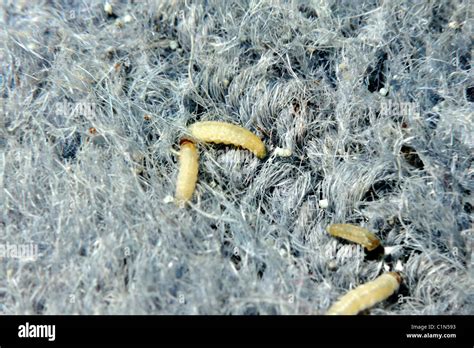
326, 224, 381, 251
188, 121, 266, 159
175, 140, 199, 203
326, 272, 402, 315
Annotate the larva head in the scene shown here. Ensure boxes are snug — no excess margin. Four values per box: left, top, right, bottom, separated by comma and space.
179, 138, 195, 146
365, 237, 381, 251
246, 128, 266, 158
388, 272, 402, 284
255, 143, 267, 159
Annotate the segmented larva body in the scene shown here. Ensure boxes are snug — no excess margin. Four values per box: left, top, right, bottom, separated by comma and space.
175, 140, 199, 203
326, 272, 401, 315
188, 121, 266, 159
326, 224, 381, 251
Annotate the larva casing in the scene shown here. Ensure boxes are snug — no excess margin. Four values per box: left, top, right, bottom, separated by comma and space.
175, 140, 199, 203
326, 224, 381, 251
326, 272, 401, 315
188, 121, 266, 159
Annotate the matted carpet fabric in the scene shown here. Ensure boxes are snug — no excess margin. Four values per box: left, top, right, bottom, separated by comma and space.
0, 0, 472, 314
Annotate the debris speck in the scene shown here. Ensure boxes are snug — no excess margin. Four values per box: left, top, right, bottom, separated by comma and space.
274, 147, 292, 157
163, 195, 174, 204
327, 260, 337, 270
104, 2, 113, 15
169, 40, 178, 50
448, 21, 460, 29
379, 87, 388, 96
394, 260, 404, 272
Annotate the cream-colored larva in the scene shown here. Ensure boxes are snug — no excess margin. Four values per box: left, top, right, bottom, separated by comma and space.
326, 224, 381, 251
175, 140, 199, 203
188, 121, 266, 159
326, 272, 402, 315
